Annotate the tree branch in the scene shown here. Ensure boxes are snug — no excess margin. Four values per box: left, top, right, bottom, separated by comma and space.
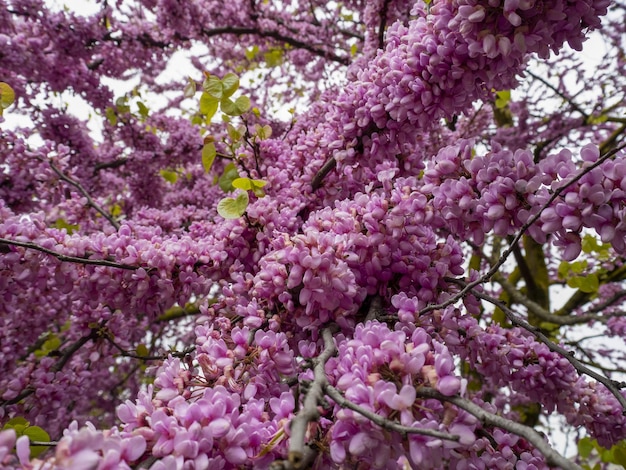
493, 273, 626, 325
324, 385, 460, 441
467, 286, 626, 412
201, 27, 350, 65
416, 388, 583, 470
48, 162, 120, 231
93, 158, 128, 173
0, 238, 140, 271
526, 70, 589, 120
419, 143, 626, 317
104, 334, 195, 361
378, 0, 391, 49
310, 157, 336, 191
553, 263, 626, 317
1, 328, 99, 407
288, 326, 337, 468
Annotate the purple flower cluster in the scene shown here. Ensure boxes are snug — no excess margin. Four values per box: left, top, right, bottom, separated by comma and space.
1, 0, 623, 467
324, 321, 471, 467
250, 176, 464, 331
422, 141, 626, 261
296, 0, 610, 201
441, 309, 626, 448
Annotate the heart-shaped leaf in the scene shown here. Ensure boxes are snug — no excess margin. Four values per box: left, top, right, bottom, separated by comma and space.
202, 142, 216, 173
217, 192, 249, 219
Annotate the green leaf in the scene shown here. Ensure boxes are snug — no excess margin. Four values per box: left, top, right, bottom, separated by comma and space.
578, 437, 594, 459
587, 114, 608, 125
567, 273, 599, 293
105, 107, 117, 126
202, 143, 216, 173
159, 169, 179, 184
255, 124, 272, 140
111, 204, 123, 217
24, 425, 50, 457
137, 101, 149, 119
183, 77, 196, 98
232, 177, 267, 197
232, 178, 253, 190
115, 96, 130, 114
221, 96, 251, 116
495, 90, 511, 109
558, 260, 589, 279
203, 75, 223, 99
200, 93, 219, 121
226, 123, 242, 142
581, 234, 611, 260
234, 96, 251, 114
53, 218, 80, 234
219, 163, 240, 192
613, 444, 626, 466
264, 48, 283, 67
350, 43, 358, 57
217, 192, 249, 219
34, 334, 62, 358
582, 273, 600, 293
0, 82, 15, 116
221, 73, 240, 98
3, 417, 29, 430
599, 446, 615, 463
136, 343, 149, 357
232, 177, 267, 191
245, 45, 259, 61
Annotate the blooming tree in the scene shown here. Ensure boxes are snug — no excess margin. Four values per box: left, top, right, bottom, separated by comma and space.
2, 0, 626, 468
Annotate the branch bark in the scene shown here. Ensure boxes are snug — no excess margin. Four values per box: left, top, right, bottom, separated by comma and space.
287, 326, 337, 468
324, 385, 460, 441
48, 162, 120, 231
468, 286, 626, 412
0, 238, 140, 270
419, 143, 626, 317
416, 388, 583, 470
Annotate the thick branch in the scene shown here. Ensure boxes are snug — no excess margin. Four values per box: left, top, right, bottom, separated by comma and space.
494, 274, 626, 325
378, 0, 391, 49
288, 327, 337, 468
94, 158, 128, 173
416, 388, 582, 470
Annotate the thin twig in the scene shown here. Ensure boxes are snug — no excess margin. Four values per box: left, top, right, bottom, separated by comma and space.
104, 335, 195, 361
468, 286, 626, 412
201, 27, 350, 65
324, 385, 460, 441
526, 70, 589, 120
1, 328, 99, 407
311, 157, 336, 191
30, 441, 58, 447
419, 143, 626, 317
416, 388, 583, 470
48, 162, 120, 230
0, 238, 140, 271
